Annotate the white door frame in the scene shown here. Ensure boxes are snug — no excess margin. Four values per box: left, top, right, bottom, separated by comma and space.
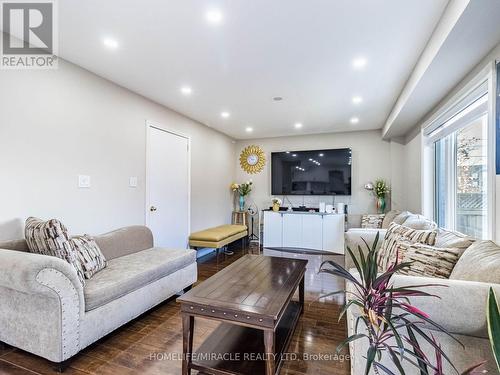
145, 120, 191, 244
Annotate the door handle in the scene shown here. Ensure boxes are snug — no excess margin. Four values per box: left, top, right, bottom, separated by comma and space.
150, 206, 157, 212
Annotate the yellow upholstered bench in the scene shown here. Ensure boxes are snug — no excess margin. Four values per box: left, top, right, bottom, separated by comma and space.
189, 224, 248, 254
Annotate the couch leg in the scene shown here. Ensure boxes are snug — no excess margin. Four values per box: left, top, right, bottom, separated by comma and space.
53, 359, 70, 373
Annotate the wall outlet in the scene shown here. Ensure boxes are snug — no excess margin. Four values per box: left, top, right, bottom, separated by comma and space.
78, 175, 91, 188
129, 176, 138, 188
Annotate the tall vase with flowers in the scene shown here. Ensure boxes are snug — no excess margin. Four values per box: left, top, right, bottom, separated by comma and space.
230, 180, 253, 211
373, 179, 390, 213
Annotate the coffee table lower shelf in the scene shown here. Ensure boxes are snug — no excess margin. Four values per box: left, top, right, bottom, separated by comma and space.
190, 301, 302, 375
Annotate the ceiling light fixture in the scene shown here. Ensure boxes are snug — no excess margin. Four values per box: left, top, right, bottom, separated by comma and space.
352, 57, 367, 69
206, 9, 223, 24
221, 111, 230, 118
180, 86, 192, 95
273, 96, 283, 101
103, 38, 119, 49
294, 123, 303, 129
352, 96, 363, 104
350, 117, 360, 124
245, 127, 253, 133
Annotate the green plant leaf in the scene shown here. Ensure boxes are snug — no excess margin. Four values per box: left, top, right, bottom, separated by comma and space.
336, 333, 367, 354
365, 346, 377, 375
487, 287, 500, 371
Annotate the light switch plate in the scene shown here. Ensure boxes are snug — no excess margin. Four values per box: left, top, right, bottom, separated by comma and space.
78, 175, 91, 188
129, 176, 138, 188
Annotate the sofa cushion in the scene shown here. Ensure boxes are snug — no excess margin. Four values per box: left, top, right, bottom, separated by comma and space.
72, 235, 107, 279
93, 226, 154, 260
84, 247, 196, 311
381, 210, 401, 229
401, 214, 437, 230
392, 211, 411, 225
395, 241, 462, 279
450, 240, 500, 284
361, 214, 385, 229
0, 239, 29, 252
24, 217, 85, 286
378, 222, 437, 271
434, 228, 475, 249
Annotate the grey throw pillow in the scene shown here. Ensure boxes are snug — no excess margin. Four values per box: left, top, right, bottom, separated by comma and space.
381, 210, 401, 229
71, 235, 107, 279
450, 240, 500, 283
25, 217, 86, 286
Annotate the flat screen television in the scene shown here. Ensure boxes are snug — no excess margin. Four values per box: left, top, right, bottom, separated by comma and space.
271, 148, 352, 196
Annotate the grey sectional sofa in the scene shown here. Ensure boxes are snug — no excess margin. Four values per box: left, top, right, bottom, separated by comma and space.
344, 211, 499, 373
0, 225, 197, 369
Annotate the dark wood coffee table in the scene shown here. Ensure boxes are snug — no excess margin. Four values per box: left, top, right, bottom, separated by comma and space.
177, 254, 307, 375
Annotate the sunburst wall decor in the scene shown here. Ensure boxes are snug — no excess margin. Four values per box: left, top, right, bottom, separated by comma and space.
239, 145, 266, 174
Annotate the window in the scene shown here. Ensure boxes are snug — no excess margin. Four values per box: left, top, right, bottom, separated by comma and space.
425, 81, 491, 238
434, 106, 489, 238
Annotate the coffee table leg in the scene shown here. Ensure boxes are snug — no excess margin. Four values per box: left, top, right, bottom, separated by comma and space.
182, 314, 194, 375
299, 274, 305, 315
264, 329, 275, 375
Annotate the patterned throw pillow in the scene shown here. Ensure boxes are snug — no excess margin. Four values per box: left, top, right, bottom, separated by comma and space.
378, 222, 437, 271
25, 217, 86, 286
361, 214, 385, 229
71, 235, 107, 279
395, 241, 462, 279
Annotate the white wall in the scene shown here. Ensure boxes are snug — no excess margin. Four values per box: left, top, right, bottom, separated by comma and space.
234, 130, 393, 215
0, 59, 235, 240
403, 132, 423, 213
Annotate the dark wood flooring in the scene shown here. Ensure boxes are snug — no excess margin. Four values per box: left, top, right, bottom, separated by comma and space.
0, 244, 350, 375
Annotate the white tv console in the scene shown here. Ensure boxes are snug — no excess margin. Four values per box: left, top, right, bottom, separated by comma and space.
263, 210, 345, 254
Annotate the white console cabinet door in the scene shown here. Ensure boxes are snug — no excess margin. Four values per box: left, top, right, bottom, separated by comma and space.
282, 214, 302, 248
322, 214, 345, 253
301, 215, 323, 250
263, 211, 283, 247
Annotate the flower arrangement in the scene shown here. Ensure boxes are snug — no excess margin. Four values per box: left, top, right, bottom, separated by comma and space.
271, 198, 282, 205
373, 179, 390, 198
231, 180, 253, 211
271, 197, 282, 212
230, 180, 253, 197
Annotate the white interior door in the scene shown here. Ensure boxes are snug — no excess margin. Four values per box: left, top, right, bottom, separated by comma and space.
147, 125, 190, 248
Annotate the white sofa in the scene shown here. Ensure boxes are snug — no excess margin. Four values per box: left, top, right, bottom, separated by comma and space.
0, 226, 197, 370
344, 211, 499, 373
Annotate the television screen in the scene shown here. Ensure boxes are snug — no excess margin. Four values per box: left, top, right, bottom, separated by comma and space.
271, 148, 352, 195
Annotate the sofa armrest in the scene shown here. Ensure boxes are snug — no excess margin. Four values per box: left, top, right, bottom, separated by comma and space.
344, 228, 386, 269
0, 249, 84, 362
347, 272, 500, 339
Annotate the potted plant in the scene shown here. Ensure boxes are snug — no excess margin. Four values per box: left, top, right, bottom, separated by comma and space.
231, 180, 253, 211
320, 233, 460, 374
272, 197, 282, 212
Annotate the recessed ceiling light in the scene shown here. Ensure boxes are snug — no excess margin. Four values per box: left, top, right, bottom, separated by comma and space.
180, 86, 192, 95
294, 123, 303, 129
206, 9, 223, 24
350, 117, 360, 124
221, 111, 230, 118
103, 38, 119, 49
352, 96, 363, 104
245, 127, 253, 133
273, 96, 283, 101
352, 57, 367, 69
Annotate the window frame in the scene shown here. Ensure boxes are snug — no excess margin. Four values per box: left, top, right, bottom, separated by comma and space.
422, 63, 496, 240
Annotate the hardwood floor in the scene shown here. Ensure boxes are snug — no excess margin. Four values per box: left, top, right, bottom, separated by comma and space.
0, 244, 350, 375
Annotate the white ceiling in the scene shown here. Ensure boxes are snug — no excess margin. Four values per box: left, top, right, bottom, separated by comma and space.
50, 0, 451, 140
0, 0, 450, 141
